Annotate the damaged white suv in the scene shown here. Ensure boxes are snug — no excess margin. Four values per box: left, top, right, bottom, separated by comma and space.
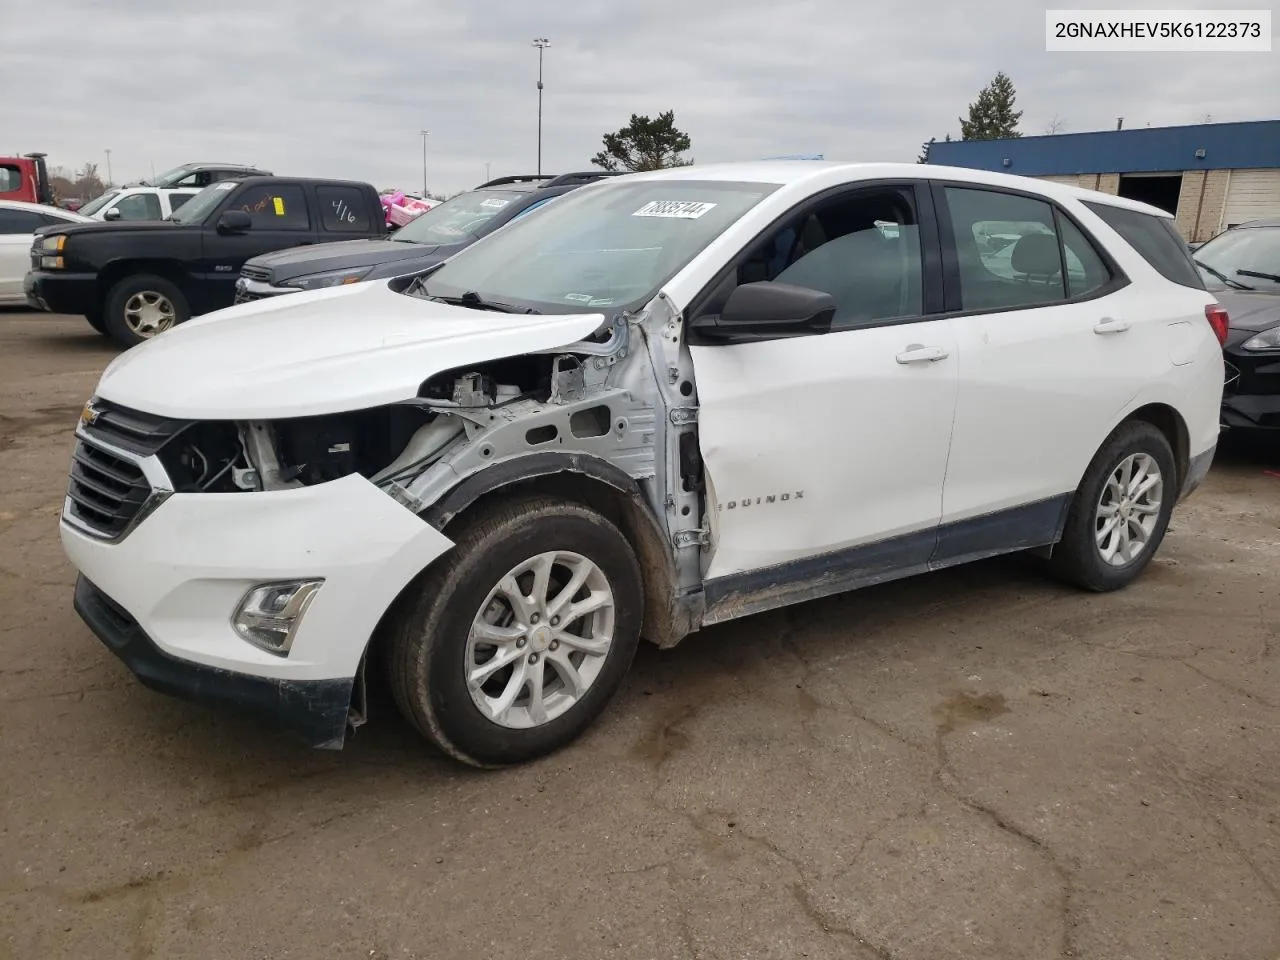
61, 161, 1225, 766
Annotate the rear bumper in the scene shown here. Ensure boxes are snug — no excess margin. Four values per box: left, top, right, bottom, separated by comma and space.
25, 270, 97, 315
74, 575, 354, 748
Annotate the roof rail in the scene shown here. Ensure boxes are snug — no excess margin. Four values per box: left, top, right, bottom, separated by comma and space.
539, 171, 623, 188
475, 174, 554, 188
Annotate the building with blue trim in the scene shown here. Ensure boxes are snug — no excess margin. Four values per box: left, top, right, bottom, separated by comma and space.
926, 119, 1280, 241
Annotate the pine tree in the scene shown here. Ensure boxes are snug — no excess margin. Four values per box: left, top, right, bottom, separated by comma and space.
959, 72, 1023, 140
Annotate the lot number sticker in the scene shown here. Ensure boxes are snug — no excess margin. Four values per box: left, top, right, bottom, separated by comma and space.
633, 200, 717, 219
481, 198, 510, 209
273, 196, 286, 216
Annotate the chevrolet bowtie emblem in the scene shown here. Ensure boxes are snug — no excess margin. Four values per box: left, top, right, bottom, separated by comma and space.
79, 400, 101, 428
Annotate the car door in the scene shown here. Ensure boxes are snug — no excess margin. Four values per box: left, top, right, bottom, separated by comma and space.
688, 181, 959, 585
929, 181, 1164, 563
0, 208, 57, 301
199, 182, 314, 305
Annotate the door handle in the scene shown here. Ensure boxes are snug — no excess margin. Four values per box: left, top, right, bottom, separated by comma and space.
895, 344, 950, 364
1093, 317, 1130, 334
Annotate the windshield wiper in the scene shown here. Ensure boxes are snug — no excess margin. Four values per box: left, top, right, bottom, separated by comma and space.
429, 290, 541, 314
1194, 258, 1253, 290
1238, 268, 1280, 284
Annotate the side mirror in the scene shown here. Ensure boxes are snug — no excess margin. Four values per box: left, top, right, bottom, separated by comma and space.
217, 210, 252, 234
103, 207, 121, 221
692, 282, 837, 341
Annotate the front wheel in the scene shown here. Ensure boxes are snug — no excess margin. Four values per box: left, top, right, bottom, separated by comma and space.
388, 496, 644, 767
103, 274, 190, 348
1050, 421, 1177, 592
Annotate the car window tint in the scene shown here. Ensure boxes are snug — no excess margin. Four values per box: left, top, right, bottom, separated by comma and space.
946, 187, 1067, 310
1083, 201, 1204, 290
169, 193, 198, 211
738, 187, 924, 327
233, 185, 310, 229
1058, 214, 1112, 298
0, 165, 21, 193
112, 193, 163, 221
0, 209, 48, 234
317, 186, 371, 232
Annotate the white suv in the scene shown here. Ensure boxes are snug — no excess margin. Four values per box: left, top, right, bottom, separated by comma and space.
77, 186, 201, 222
59, 162, 1225, 765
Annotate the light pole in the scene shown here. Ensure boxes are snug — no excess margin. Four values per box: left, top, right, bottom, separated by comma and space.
532, 37, 550, 176
419, 129, 429, 196
104, 148, 112, 186
485, 161, 491, 182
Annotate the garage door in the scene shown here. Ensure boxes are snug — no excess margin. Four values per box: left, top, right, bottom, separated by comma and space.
1222, 169, 1280, 229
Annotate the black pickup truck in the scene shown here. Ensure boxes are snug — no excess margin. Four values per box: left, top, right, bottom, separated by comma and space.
25, 176, 385, 347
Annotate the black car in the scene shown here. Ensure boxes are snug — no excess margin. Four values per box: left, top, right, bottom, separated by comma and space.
234, 172, 618, 303
25, 176, 386, 347
1192, 218, 1280, 432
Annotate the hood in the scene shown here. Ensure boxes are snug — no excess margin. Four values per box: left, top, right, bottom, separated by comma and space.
247, 237, 438, 280
95, 281, 606, 420
1214, 290, 1280, 333
52, 220, 197, 237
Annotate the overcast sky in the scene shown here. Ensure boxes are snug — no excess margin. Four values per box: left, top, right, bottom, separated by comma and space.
3, 0, 1275, 195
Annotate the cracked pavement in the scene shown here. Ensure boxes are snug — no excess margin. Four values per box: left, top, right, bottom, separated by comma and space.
2, 312, 1278, 960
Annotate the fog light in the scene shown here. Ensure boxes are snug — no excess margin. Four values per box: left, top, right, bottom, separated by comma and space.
232, 580, 323, 655
41, 256, 64, 269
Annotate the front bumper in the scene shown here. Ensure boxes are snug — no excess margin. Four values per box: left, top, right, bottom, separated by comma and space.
25, 270, 98, 315
1221, 350, 1280, 430
61, 471, 456, 745
75, 576, 354, 748
1221, 392, 1280, 431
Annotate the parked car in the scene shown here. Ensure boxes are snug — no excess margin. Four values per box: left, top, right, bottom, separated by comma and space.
76, 185, 203, 222
141, 162, 272, 189
234, 172, 616, 303
1191, 217, 1280, 431
60, 161, 1224, 766
25, 176, 386, 346
0, 200, 91, 305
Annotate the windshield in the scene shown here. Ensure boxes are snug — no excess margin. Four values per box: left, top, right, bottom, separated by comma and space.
1194, 225, 1280, 291
77, 189, 121, 216
168, 181, 238, 223
394, 189, 527, 244
149, 163, 197, 187
414, 179, 779, 313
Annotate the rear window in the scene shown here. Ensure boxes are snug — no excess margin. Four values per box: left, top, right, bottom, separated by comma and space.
1083, 201, 1204, 290
317, 185, 372, 232
0, 165, 21, 193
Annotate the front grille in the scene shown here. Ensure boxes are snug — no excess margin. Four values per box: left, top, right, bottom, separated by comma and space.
234, 287, 266, 304
66, 440, 153, 538
82, 398, 190, 456
1224, 359, 1241, 395
240, 264, 271, 282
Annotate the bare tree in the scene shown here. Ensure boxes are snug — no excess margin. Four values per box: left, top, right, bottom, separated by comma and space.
1043, 115, 1066, 135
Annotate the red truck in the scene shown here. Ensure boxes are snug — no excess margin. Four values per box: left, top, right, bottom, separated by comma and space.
0, 153, 53, 206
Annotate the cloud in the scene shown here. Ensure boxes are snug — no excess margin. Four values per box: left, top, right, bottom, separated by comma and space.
4, 0, 1275, 193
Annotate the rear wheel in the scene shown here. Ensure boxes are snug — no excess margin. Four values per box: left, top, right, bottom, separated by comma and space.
388, 496, 644, 767
103, 274, 190, 348
1050, 421, 1177, 592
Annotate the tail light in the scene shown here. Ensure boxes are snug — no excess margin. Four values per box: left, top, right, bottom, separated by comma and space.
1205, 303, 1229, 346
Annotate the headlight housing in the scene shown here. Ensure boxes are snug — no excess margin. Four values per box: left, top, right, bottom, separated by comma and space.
232, 579, 323, 655
284, 267, 374, 291
1241, 327, 1280, 352
42, 235, 66, 253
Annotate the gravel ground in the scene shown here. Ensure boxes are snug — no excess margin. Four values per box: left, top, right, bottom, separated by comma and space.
2, 310, 1278, 960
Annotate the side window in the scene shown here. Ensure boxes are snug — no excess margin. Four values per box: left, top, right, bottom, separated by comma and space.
0, 165, 21, 193
112, 192, 163, 221
732, 186, 925, 327
1082, 201, 1205, 290
317, 186, 372, 233
0, 209, 47, 234
168, 193, 198, 212
945, 187, 1066, 310
509, 196, 559, 222
1058, 216, 1112, 298
232, 185, 310, 230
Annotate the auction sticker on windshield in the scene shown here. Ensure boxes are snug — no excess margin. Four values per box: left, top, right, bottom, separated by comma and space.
481, 198, 510, 209
633, 200, 717, 219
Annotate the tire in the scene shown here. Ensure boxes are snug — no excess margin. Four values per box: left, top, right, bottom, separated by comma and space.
103, 274, 190, 348
84, 308, 107, 335
388, 496, 644, 767
1050, 421, 1178, 592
